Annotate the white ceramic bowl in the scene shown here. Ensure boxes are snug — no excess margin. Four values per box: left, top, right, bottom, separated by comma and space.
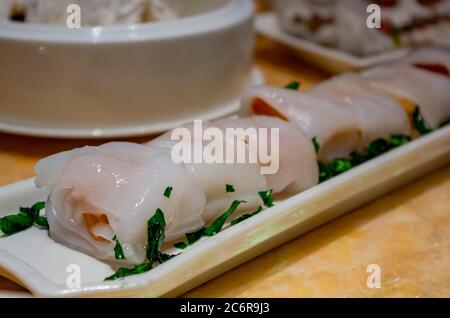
0, 0, 255, 138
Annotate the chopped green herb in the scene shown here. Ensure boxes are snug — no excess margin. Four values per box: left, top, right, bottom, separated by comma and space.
20, 202, 48, 229
104, 263, 152, 281
320, 134, 412, 183
186, 229, 204, 245
366, 139, 390, 159
34, 215, 49, 228
203, 200, 246, 236
388, 134, 411, 148
350, 151, 366, 166
107, 209, 175, 281
1, 201, 48, 236
20, 201, 49, 229
226, 184, 235, 193
182, 200, 252, 246
318, 161, 332, 183
174, 242, 188, 249
146, 208, 167, 264
0, 212, 34, 236
319, 159, 353, 182
28, 201, 45, 213
158, 253, 176, 262
392, 27, 402, 47
352, 135, 411, 165
285, 81, 300, 90
113, 235, 126, 260
413, 106, 433, 135
258, 190, 274, 208
332, 159, 353, 174
163, 186, 173, 199
231, 206, 263, 225
312, 137, 320, 154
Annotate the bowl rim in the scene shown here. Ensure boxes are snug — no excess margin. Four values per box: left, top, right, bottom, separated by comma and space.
0, 0, 253, 43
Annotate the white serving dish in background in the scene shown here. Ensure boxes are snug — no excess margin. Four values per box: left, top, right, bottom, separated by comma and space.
0, 126, 449, 297
0, 0, 255, 139
255, 13, 410, 73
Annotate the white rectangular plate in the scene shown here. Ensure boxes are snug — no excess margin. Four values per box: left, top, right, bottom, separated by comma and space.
1, 126, 449, 297
255, 13, 410, 73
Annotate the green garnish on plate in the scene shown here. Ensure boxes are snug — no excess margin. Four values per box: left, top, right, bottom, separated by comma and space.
203, 200, 246, 236
163, 186, 173, 199
20, 201, 48, 229
113, 235, 126, 260
226, 184, 235, 193
285, 81, 300, 90
175, 200, 248, 248
318, 134, 412, 183
413, 106, 433, 135
104, 263, 152, 281
312, 137, 320, 154
392, 27, 402, 47
231, 206, 263, 226
186, 229, 204, 245
174, 242, 188, 250
258, 190, 274, 208
146, 208, 172, 264
106, 208, 175, 281
0, 213, 34, 236
0, 201, 48, 236
319, 159, 353, 183
387, 134, 411, 148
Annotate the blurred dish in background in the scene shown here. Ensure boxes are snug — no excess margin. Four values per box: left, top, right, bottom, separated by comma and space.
275, 0, 450, 56
254, 0, 274, 12
255, 12, 409, 73
0, 0, 181, 25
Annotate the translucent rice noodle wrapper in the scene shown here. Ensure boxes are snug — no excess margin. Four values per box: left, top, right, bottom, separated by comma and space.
35, 142, 206, 265
216, 116, 319, 195
147, 121, 268, 223
240, 85, 362, 163
363, 64, 450, 129
401, 47, 450, 76
309, 73, 412, 146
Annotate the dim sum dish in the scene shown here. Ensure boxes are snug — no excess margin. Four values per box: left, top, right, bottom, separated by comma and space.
256, 0, 450, 72
0, 48, 449, 297
255, 11, 408, 73
275, 0, 450, 56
